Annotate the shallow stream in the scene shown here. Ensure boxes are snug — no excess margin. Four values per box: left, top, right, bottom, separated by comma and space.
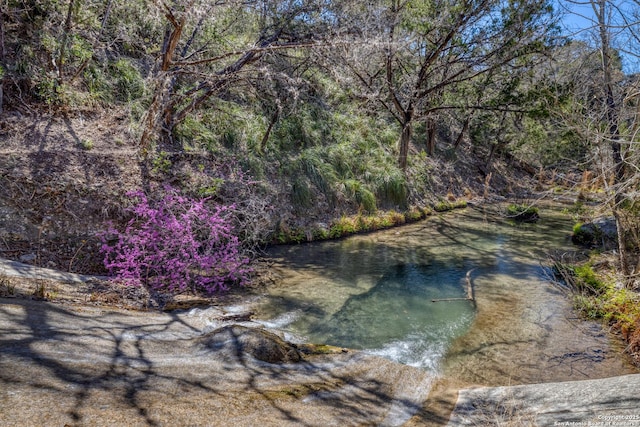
252, 203, 637, 385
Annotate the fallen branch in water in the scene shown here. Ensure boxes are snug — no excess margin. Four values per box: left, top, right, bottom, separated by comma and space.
465, 268, 475, 301
432, 268, 476, 303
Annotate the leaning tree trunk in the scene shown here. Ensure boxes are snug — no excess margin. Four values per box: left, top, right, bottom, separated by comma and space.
595, 0, 630, 278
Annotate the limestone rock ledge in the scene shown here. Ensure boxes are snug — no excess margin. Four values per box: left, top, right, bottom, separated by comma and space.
449, 373, 640, 426
0, 298, 434, 427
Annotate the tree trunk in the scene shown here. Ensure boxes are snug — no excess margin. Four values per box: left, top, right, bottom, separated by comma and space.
57, 0, 77, 81
398, 120, 412, 171
426, 117, 436, 155
139, 4, 184, 149
260, 110, 279, 151
140, 73, 172, 150
486, 143, 496, 169
0, 6, 5, 59
595, 0, 630, 277
453, 117, 469, 150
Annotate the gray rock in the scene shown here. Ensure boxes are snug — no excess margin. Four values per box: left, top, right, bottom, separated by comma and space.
0, 300, 434, 426
449, 373, 640, 426
0, 257, 106, 283
197, 324, 302, 364
572, 216, 618, 249
18, 253, 37, 263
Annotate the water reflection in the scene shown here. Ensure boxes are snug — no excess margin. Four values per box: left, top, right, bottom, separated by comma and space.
253, 204, 637, 383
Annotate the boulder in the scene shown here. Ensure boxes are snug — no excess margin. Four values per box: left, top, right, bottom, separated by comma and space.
197, 325, 302, 364
572, 217, 618, 249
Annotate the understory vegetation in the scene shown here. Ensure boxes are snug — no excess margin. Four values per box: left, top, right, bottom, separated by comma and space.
553, 257, 640, 364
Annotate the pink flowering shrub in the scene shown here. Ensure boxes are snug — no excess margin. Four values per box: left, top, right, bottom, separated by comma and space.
100, 187, 250, 294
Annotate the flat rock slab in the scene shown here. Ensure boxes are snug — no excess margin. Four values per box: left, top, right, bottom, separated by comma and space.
0, 257, 105, 283
449, 374, 640, 426
0, 298, 434, 426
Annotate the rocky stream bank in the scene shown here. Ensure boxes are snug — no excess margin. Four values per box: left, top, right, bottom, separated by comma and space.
1, 258, 640, 426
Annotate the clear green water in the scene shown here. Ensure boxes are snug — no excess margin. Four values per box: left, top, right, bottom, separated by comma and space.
253, 204, 636, 381
297, 263, 475, 369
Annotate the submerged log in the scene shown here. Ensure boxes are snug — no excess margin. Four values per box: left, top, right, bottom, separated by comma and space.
432, 268, 476, 303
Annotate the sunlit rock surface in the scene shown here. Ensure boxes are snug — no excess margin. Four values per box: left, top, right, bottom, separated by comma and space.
0, 299, 434, 426
449, 374, 640, 426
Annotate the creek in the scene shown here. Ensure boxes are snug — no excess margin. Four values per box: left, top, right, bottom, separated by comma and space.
251, 203, 637, 386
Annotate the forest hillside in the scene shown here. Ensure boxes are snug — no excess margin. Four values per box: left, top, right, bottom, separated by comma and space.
0, 0, 637, 289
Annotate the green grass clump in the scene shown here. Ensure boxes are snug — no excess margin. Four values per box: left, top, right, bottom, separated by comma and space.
291, 178, 315, 210
343, 179, 377, 213
506, 204, 539, 222
434, 200, 467, 212
406, 207, 427, 222
573, 294, 606, 319
80, 139, 94, 150
274, 224, 307, 244
271, 205, 434, 244
329, 216, 358, 238
570, 262, 640, 341
111, 59, 145, 102
574, 281, 640, 339
572, 263, 607, 294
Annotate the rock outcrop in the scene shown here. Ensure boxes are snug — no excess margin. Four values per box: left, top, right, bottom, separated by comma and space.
449, 373, 640, 426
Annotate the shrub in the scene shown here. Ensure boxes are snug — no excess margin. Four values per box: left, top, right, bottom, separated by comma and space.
112, 59, 145, 102
100, 187, 250, 294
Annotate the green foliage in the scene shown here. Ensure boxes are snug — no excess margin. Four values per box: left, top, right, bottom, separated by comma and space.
343, 179, 376, 213
434, 200, 468, 212
291, 177, 314, 210
311, 226, 329, 240
84, 65, 113, 103
80, 139, 94, 150
174, 116, 217, 150
298, 150, 338, 198
371, 167, 407, 209
151, 151, 172, 174
275, 226, 306, 244
571, 222, 592, 247
506, 204, 540, 222
111, 59, 145, 102
272, 204, 434, 244
571, 263, 640, 339
271, 107, 332, 151
573, 294, 606, 319
329, 216, 358, 238
572, 222, 584, 235
196, 178, 225, 198
35, 74, 62, 105
572, 263, 607, 294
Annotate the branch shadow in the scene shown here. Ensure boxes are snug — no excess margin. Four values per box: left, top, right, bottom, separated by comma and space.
0, 299, 219, 426
0, 298, 448, 426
